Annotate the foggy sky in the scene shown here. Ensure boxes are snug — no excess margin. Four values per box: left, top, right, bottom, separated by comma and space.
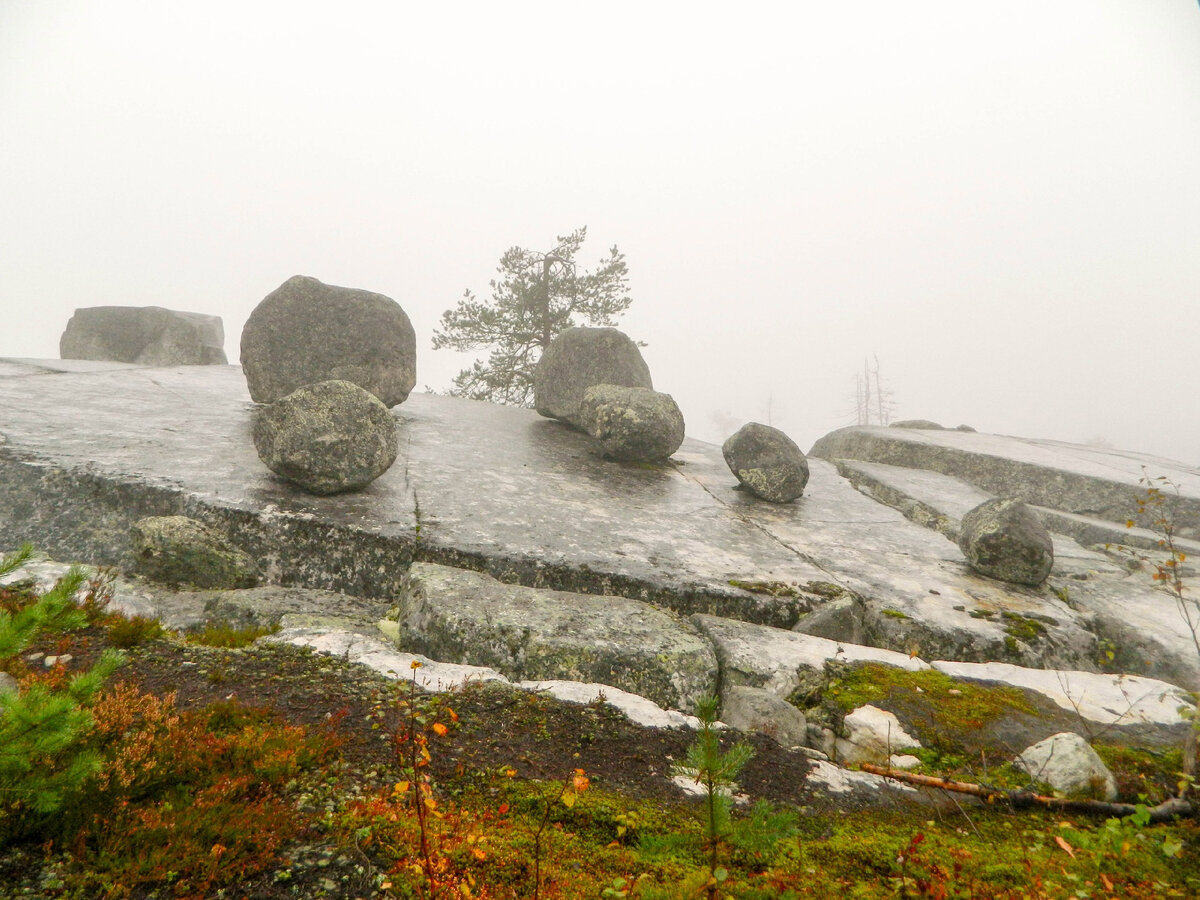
2, 1, 1198, 464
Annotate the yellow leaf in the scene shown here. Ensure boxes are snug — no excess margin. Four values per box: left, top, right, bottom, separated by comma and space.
1054, 835, 1076, 859
424, 796, 438, 811
394, 780, 410, 794
561, 787, 577, 808
1126, 520, 1135, 529
432, 722, 449, 736
472, 847, 487, 861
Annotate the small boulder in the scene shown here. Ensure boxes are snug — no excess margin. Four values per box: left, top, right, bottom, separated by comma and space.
252, 380, 399, 495
1015, 732, 1117, 800
61, 306, 227, 365
721, 423, 809, 503
720, 685, 808, 748
240, 275, 416, 407
577, 384, 685, 461
534, 327, 652, 426
958, 498, 1053, 586
130, 515, 258, 589
890, 419, 944, 430
835, 705, 922, 767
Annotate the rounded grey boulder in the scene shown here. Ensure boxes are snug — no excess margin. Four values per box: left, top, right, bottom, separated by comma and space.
253, 380, 399, 495
722, 423, 810, 503
61, 306, 227, 365
578, 384, 685, 462
958, 498, 1053, 586
240, 275, 416, 407
534, 327, 652, 426
130, 515, 258, 589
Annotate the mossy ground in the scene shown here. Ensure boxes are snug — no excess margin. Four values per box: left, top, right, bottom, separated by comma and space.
2, 585, 1198, 898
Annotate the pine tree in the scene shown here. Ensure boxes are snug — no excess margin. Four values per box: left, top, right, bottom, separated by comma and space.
432, 227, 632, 406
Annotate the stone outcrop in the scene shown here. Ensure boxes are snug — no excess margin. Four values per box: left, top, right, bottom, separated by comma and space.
692, 614, 928, 701
809, 425, 1200, 537
130, 515, 258, 589
891, 420, 944, 430
60, 306, 227, 366
958, 498, 1054, 586
577, 385, 685, 461
394, 562, 718, 712
534, 327, 652, 426
252, 380, 399, 495
1015, 732, 1118, 800
720, 685, 808, 748
722, 423, 809, 503
240, 275, 417, 407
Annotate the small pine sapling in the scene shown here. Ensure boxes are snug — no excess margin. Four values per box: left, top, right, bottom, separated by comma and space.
0, 546, 124, 843
673, 695, 753, 899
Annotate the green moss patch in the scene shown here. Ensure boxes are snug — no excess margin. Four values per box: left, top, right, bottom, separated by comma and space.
818, 662, 1040, 760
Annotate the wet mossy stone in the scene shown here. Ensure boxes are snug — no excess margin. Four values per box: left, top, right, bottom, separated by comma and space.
958, 498, 1053, 586
534, 327, 652, 427
252, 380, 399, 495
240, 275, 416, 407
722, 422, 809, 503
578, 384, 685, 462
131, 515, 258, 589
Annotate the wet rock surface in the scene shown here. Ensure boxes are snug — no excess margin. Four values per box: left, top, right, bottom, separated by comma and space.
2, 361, 1200, 691
240, 275, 417, 407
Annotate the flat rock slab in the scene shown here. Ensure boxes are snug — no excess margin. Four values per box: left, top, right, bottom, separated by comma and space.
693, 613, 927, 700
268, 627, 510, 691
812, 426, 1200, 535
516, 681, 703, 729
399, 563, 717, 712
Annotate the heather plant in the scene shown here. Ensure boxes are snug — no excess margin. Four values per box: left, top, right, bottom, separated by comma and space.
1116, 473, 1199, 782
0, 545, 124, 843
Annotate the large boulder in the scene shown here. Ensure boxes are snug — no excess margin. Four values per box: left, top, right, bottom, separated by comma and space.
252, 380, 399, 495
60, 306, 227, 365
1015, 732, 1118, 800
240, 275, 416, 407
534, 327, 652, 426
577, 385, 685, 461
395, 562, 718, 712
958, 498, 1053, 586
722, 423, 810, 503
130, 515, 258, 589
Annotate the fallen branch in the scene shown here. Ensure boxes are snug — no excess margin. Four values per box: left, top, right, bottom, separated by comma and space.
859, 764, 1194, 823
